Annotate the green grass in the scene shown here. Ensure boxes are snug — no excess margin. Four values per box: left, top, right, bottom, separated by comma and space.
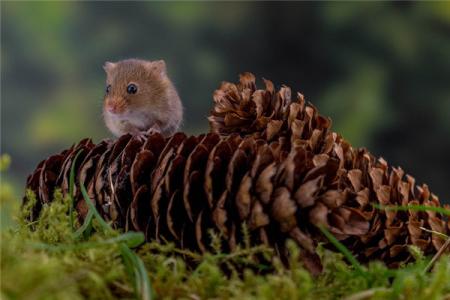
372, 203, 450, 217
1, 190, 449, 300
1, 153, 449, 300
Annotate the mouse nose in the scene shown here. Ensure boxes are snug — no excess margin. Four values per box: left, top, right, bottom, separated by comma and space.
106, 104, 118, 114
105, 99, 122, 114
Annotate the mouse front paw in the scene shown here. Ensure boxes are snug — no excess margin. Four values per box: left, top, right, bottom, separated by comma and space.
145, 124, 162, 136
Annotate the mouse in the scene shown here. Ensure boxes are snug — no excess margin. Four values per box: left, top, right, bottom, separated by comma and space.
103, 58, 183, 137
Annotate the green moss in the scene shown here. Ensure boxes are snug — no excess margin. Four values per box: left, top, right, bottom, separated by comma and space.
1, 187, 449, 299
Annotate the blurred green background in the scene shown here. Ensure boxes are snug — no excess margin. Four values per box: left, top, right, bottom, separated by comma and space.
1, 2, 450, 203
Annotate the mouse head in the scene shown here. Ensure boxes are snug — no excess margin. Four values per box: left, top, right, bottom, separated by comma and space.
103, 58, 168, 115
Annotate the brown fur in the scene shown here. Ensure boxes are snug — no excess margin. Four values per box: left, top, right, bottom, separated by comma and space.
103, 59, 183, 137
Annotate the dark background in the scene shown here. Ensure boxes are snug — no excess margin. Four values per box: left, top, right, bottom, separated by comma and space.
1, 2, 450, 203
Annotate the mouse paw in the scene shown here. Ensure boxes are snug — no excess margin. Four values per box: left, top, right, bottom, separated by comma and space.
145, 125, 161, 136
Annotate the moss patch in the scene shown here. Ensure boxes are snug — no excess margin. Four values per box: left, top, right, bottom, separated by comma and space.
1, 188, 449, 300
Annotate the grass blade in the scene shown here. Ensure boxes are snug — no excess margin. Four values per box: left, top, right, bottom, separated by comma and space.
318, 225, 366, 275
120, 244, 153, 300
79, 181, 152, 299
79, 183, 112, 233
372, 203, 450, 216
29, 232, 145, 251
69, 150, 83, 231
74, 209, 94, 239
120, 243, 138, 282
134, 251, 153, 300
120, 244, 143, 298
120, 232, 146, 248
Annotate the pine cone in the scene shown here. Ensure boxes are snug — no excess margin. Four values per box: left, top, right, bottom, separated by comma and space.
208, 72, 331, 142
25, 73, 449, 272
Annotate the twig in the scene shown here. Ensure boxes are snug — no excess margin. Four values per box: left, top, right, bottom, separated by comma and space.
344, 288, 389, 300
424, 238, 450, 273
419, 227, 449, 240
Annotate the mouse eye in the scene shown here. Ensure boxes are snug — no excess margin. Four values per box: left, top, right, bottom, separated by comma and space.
127, 83, 138, 94
106, 84, 111, 94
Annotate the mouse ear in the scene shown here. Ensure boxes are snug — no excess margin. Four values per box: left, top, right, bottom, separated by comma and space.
147, 60, 166, 75
103, 61, 117, 73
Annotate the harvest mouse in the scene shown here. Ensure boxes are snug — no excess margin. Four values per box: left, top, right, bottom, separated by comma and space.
103, 58, 183, 137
